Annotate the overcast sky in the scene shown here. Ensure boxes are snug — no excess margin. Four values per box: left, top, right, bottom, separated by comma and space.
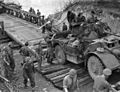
4, 0, 69, 17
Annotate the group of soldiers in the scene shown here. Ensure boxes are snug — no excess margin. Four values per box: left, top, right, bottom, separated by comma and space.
1, 5, 119, 92
61, 9, 118, 92
5, 6, 45, 26
0, 41, 43, 88
62, 9, 101, 32
63, 68, 119, 92
1, 41, 115, 92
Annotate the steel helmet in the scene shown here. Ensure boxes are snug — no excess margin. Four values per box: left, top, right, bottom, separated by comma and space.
103, 68, 112, 76
69, 69, 77, 76
25, 42, 29, 46
25, 57, 31, 62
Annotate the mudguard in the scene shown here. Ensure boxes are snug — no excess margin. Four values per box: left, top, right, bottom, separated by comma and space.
87, 52, 120, 70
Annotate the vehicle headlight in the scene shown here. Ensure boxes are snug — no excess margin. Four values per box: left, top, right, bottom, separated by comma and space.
96, 47, 104, 53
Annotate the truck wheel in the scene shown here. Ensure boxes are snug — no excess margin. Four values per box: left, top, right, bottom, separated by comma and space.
87, 55, 104, 79
55, 45, 66, 64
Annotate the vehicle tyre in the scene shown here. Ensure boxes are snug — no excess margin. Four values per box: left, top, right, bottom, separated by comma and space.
87, 55, 104, 80
55, 45, 66, 64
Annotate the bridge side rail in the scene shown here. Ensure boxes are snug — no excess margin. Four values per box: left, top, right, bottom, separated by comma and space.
0, 3, 44, 26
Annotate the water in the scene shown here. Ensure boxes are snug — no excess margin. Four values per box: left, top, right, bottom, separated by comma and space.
4, 0, 69, 17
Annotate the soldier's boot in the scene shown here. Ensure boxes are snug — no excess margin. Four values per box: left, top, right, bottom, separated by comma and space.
47, 56, 53, 64
29, 74, 35, 88
47, 59, 53, 64
31, 81, 35, 88
24, 78, 28, 88
10, 63, 15, 73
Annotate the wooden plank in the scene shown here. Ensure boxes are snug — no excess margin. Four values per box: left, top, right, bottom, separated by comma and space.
53, 76, 64, 84
79, 81, 93, 92
51, 73, 68, 81
54, 81, 63, 90
41, 64, 66, 71
45, 68, 70, 79
41, 65, 68, 75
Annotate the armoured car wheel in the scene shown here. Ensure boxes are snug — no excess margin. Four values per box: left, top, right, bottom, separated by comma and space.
55, 45, 66, 64
87, 55, 104, 79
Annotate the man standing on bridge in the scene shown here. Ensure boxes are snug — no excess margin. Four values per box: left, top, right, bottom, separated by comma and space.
5, 42, 15, 72
63, 69, 79, 92
19, 42, 32, 64
93, 68, 113, 92
1, 45, 15, 80
22, 57, 35, 88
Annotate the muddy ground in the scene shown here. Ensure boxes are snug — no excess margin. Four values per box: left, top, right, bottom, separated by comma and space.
7, 50, 62, 92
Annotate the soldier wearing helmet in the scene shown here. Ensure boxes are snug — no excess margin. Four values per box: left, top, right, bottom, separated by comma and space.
22, 56, 35, 88
63, 69, 79, 92
87, 10, 99, 23
2, 42, 15, 72
1, 47, 11, 79
62, 22, 68, 32
76, 11, 86, 23
93, 68, 112, 92
19, 42, 32, 64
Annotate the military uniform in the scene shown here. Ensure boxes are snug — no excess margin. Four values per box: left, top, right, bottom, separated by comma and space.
76, 13, 86, 23
93, 75, 111, 92
62, 23, 68, 31
23, 57, 35, 88
93, 68, 112, 92
5, 44, 15, 72
34, 42, 43, 70
46, 40, 54, 64
63, 69, 79, 92
1, 50, 12, 79
67, 11, 76, 30
19, 45, 31, 63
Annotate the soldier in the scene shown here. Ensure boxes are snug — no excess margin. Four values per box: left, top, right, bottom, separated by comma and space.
63, 69, 79, 92
29, 7, 33, 13
62, 22, 68, 31
37, 9, 41, 16
19, 42, 31, 64
93, 68, 113, 92
1, 47, 13, 80
41, 15, 45, 25
67, 10, 76, 30
35, 41, 43, 70
87, 10, 99, 23
67, 11, 76, 24
76, 12, 86, 23
32, 8, 36, 14
22, 57, 35, 88
46, 39, 54, 64
6, 42, 15, 72
41, 16, 46, 33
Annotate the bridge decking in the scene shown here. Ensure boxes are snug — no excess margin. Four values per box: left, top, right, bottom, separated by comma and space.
0, 13, 43, 45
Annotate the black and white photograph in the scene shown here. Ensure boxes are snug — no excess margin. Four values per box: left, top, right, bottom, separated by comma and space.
0, 0, 120, 92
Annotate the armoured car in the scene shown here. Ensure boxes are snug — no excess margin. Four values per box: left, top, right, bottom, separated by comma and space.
51, 22, 120, 79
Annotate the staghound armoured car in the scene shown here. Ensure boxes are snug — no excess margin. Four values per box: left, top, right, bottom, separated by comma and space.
51, 23, 120, 79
